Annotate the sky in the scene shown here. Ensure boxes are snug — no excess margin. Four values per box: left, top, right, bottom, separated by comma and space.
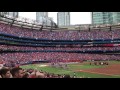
19, 12, 91, 25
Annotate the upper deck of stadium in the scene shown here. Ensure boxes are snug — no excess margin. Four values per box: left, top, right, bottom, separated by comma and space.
0, 13, 120, 41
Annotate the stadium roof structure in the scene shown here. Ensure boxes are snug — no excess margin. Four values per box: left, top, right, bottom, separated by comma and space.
1, 13, 120, 31
0, 13, 65, 31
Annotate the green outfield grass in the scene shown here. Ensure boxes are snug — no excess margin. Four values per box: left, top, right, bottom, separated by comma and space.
21, 61, 120, 78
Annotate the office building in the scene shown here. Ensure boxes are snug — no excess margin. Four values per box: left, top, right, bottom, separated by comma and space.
36, 12, 48, 24
0, 12, 18, 18
92, 12, 120, 24
57, 12, 70, 26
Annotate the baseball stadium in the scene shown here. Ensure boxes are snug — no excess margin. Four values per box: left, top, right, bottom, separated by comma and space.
0, 12, 120, 78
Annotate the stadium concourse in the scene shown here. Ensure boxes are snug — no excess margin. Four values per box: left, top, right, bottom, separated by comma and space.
0, 14, 120, 78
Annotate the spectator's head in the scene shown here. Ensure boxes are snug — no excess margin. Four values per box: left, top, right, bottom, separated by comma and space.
0, 68, 11, 78
22, 73, 29, 78
46, 73, 50, 78
37, 72, 45, 78
11, 67, 24, 78
64, 74, 71, 78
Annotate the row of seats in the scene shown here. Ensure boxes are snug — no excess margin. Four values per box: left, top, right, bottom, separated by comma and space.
0, 45, 120, 51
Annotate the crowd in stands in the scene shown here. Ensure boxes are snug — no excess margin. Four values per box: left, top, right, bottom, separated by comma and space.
0, 53, 120, 66
1, 23, 120, 40
0, 22, 120, 63
0, 22, 120, 78
0, 45, 120, 51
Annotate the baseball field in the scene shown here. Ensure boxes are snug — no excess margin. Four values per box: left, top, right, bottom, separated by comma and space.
21, 61, 120, 78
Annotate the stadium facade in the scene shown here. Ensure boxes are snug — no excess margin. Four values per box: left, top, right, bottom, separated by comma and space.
57, 12, 70, 26
92, 12, 120, 24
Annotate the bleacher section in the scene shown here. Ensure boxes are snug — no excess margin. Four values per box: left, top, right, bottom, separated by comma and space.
0, 19, 120, 65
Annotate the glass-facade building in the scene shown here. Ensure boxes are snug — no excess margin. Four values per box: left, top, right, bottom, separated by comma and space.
36, 12, 48, 24
57, 12, 70, 26
92, 12, 120, 24
112, 12, 120, 24
0, 12, 18, 18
